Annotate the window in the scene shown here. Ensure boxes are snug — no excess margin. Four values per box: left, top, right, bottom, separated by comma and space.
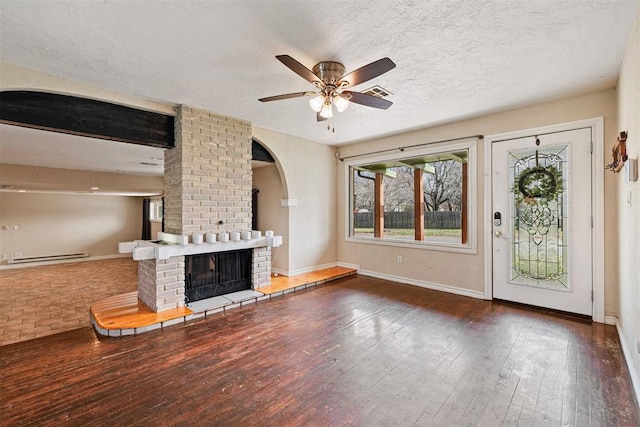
346, 139, 477, 253
150, 200, 163, 221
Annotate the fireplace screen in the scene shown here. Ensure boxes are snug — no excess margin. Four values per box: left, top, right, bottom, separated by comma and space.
185, 249, 252, 302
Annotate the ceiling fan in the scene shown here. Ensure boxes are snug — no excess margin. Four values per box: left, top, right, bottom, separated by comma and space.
258, 55, 396, 122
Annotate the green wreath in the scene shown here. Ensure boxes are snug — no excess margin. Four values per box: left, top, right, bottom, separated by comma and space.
516, 165, 562, 202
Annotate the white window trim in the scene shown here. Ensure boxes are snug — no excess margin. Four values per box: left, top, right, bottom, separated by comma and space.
344, 138, 478, 254
149, 200, 163, 222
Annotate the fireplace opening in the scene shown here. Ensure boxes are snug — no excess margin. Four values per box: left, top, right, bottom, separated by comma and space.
185, 249, 252, 303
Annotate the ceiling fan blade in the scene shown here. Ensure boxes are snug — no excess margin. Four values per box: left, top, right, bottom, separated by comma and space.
258, 92, 310, 102
316, 112, 328, 122
276, 55, 321, 85
340, 57, 396, 87
344, 91, 393, 109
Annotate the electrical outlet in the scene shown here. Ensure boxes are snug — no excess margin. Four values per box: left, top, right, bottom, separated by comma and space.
14, 252, 22, 259
397, 255, 403, 264
13, 225, 19, 230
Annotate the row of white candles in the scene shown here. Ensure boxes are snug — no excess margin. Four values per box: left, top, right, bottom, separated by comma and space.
191, 230, 274, 245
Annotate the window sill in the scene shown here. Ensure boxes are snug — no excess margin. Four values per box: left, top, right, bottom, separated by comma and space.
345, 236, 477, 254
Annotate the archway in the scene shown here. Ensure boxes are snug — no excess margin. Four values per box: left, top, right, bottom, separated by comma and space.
251, 137, 290, 273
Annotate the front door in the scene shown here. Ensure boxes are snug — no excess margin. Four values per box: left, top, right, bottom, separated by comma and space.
492, 128, 592, 315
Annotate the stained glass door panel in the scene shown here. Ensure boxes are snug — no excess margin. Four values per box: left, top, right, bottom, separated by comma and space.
510, 145, 568, 291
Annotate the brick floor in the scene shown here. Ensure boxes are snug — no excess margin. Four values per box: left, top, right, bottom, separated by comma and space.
0, 258, 137, 346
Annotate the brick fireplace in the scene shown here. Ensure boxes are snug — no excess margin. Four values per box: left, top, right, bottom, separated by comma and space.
132, 105, 272, 313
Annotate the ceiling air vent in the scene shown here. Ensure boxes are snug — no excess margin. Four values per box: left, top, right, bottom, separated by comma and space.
361, 85, 392, 98
139, 162, 160, 166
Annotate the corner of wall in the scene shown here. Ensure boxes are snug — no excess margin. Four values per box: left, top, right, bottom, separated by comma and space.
615, 3, 640, 403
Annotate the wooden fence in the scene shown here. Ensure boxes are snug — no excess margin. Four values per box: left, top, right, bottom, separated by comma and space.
354, 211, 461, 229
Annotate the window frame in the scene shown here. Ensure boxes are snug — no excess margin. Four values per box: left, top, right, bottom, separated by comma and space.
344, 138, 478, 254
149, 200, 163, 222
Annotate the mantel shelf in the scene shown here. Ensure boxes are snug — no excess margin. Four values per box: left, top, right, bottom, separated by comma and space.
119, 236, 282, 261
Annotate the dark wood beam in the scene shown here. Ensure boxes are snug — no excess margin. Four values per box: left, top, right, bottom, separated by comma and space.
0, 90, 174, 149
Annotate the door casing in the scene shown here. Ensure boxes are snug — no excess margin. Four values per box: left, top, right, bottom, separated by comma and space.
483, 117, 605, 323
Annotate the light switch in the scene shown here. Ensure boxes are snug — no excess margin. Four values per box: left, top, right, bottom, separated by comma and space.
624, 158, 637, 182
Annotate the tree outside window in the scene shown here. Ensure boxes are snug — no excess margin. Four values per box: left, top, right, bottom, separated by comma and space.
350, 148, 469, 245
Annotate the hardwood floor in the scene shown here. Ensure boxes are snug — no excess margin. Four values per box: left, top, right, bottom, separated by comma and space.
1, 275, 637, 426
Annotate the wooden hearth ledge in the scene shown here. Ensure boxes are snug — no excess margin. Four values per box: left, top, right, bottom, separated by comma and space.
90, 266, 357, 337
90, 292, 193, 336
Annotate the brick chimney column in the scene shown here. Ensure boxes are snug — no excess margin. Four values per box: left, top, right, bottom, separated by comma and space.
164, 105, 253, 234
137, 105, 253, 312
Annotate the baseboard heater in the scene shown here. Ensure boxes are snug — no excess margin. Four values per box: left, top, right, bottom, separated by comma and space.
8, 252, 89, 265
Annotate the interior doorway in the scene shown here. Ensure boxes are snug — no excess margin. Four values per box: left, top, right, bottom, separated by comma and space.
484, 118, 605, 321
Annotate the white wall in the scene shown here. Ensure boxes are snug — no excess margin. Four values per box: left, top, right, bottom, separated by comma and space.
253, 164, 289, 272
616, 5, 640, 391
150, 221, 162, 239
0, 163, 164, 195
337, 89, 619, 313
0, 192, 143, 262
253, 127, 337, 274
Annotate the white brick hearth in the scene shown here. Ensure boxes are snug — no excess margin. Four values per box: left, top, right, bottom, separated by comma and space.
118, 103, 277, 313
121, 233, 278, 312
138, 256, 185, 312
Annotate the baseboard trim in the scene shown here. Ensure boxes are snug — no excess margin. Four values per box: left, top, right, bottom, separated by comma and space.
0, 253, 129, 270
337, 262, 360, 271
272, 262, 340, 278
358, 269, 485, 300
604, 315, 618, 325
613, 318, 640, 408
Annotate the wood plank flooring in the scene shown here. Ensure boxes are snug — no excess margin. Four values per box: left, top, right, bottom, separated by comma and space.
1, 275, 637, 426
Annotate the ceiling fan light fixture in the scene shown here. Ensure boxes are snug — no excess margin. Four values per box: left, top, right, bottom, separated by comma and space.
319, 102, 333, 119
309, 94, 325, 112
333, 95, 350, 113
261, 55, 396, 122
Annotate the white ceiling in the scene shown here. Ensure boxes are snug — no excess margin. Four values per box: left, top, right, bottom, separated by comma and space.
0, 0, 638, 175
0, 124, 165, 175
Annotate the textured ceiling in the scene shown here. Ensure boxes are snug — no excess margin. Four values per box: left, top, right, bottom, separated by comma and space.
0, 124, 164, 176
1, 0, 638, 149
